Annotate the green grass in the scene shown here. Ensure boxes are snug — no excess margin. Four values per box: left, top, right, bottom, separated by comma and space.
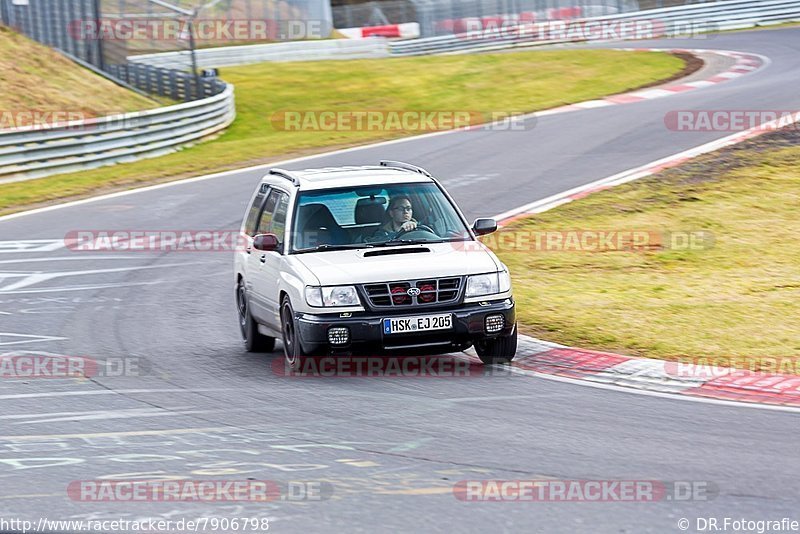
493, 132, 800, 368
0, 49, 683, 215
0, 26, 159, 119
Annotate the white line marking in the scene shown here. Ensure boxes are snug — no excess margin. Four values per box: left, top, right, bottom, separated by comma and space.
11, 408, 221, 425
0, 256, 166, 265
0, 262, 210, 292
0, 241, 65, 254
0, 333, 68, 347
0, 407, 199, 420
0, 388, 232, 400
0, 427, 233, 441
0, 280, 169, 295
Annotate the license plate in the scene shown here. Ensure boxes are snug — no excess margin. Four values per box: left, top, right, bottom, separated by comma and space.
383, 314, 453, 335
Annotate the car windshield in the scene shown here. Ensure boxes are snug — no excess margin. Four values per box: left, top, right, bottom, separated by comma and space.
290, 182, 471, 252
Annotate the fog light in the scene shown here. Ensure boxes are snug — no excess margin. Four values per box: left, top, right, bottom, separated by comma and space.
485, 314, 504, 334
328, 327, 350, 345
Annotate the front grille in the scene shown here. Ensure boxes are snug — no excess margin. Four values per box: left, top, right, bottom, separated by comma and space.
362, 277, 463, 309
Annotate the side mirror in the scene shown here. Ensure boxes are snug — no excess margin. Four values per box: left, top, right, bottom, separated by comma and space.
253, 233, 280, 252
472, 218, 498, 236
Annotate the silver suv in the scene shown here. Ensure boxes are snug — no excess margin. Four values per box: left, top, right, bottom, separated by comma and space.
234, 161, 516, 368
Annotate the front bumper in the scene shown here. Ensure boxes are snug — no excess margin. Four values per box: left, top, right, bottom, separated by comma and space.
296, 298, 515, 354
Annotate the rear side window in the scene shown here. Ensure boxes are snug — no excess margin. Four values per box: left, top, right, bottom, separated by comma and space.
271, 193, 290, 252
256, 190, 280, 235
244, 185, 267, 236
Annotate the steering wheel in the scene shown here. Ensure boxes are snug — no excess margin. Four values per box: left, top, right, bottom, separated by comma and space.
395, 224, 436, 238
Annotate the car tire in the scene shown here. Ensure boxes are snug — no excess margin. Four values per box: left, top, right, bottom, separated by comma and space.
237, 280, 276, 353
281, 296, 308, 371
474, 323, 517, 364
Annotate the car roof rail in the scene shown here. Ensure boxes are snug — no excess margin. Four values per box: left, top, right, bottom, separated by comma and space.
269, 168, 302, 186
379, 160, 432, 178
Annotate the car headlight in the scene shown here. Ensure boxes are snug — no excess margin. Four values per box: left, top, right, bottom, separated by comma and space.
466, 271, 512, 298
499, 269, 512, 293
305, 286, 360, 307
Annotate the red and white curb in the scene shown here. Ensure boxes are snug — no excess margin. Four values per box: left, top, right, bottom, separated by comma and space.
505, 336, 800, 408
537, 48, 767, 116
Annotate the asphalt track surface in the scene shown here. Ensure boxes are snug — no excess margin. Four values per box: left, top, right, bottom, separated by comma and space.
0, 29, 798, 534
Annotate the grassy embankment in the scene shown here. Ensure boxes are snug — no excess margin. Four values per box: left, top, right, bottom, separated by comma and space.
0, 46, 684, 214
494, 127, 800, 369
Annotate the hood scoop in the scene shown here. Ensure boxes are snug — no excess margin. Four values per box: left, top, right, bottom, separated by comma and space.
363, 247, 431, 258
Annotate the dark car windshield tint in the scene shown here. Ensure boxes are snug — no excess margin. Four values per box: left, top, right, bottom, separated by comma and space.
291, 182, 471, 252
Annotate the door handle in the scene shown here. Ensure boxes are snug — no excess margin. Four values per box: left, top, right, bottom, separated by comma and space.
260, 255, 267, 264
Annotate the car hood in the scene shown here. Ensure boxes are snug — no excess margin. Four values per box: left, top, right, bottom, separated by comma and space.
294, 242, 501, 285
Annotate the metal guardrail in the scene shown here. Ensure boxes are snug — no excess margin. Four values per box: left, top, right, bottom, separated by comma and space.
389, 0, 800, 55
128, 38, 391, 70
107, 62, 226, 101
0, 84, 235, 184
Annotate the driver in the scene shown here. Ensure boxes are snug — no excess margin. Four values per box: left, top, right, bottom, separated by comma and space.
371, 196, 418, 240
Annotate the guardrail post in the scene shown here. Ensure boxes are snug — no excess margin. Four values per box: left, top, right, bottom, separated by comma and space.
170, 69, 179, 100
92, 0, 104, 70
156, 67, 165, 97
145, 65, 153, 94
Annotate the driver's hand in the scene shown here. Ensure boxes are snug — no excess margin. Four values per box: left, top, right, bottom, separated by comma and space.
400, 221, 417, 232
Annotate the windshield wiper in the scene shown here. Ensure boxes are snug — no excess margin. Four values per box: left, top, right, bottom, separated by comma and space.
376, 238, 449, 247
296, 243, 375, 253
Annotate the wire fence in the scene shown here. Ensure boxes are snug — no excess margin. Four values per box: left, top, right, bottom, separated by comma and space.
0, 0, 332, 100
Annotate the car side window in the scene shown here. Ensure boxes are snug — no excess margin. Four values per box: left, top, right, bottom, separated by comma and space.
271, 193, 290, 252
244, 186, 267, 236
256, 190, 280, 235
